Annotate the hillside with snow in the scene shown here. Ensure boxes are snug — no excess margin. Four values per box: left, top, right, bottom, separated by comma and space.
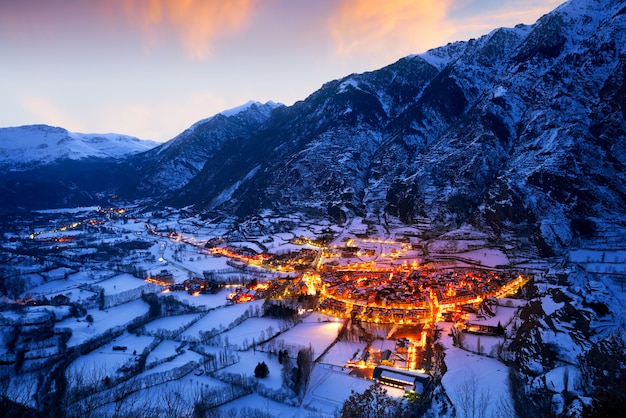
0, 124, 157, 171
120, 100, 282, 195
159, 0, 626, 259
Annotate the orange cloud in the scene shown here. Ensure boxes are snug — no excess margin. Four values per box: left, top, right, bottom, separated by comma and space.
329, 0, 455, 59
107, 0, 256, 59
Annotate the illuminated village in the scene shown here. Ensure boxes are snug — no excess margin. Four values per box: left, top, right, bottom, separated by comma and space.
3, 1, 626, 415
13, 208, 531, 401
146, 227, 530, 394
4, 204, 622, 417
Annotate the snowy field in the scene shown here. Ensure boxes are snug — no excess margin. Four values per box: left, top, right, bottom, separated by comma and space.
439, 322, 514, 416
97, 273, 147, 294
141, 313, 202, 335
302, 363, 374, 415
569, 248, 626, 263
168, 253, 239, 275
67, 332, 155, 385
264, 313, 342, 358
164, 288, 234, 309
218, 350, 285, 391
57, 299, 151, 347
95, 370, 232, 417
569, 248, 626, 274
143, 349, 203, 376
145, 340, 181, 368
179, 300, 264, 341
27, 286, 99, 305
19, 270, 97, 299
460, 332, 504, 357
218, 317, 285, 349
319, 340, 367, 366
217, 393, 310, 417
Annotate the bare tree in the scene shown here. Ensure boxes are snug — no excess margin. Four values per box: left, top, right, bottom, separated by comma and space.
455, 372, 491, 418
64, 362, 108, 409
491, 394, 516, 418
159, 384, 192, 418
110, 380, 149, 418
456, 330, 465, 348
0, 372, 39, 416
296, 345, 314, 396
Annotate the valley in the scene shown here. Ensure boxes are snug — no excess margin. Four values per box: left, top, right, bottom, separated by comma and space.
2, 205, 624, 417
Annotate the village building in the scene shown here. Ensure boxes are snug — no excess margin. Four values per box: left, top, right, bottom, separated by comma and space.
373, 365, 433, 395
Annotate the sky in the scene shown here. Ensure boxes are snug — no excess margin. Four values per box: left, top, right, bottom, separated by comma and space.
0, 0, 563, 142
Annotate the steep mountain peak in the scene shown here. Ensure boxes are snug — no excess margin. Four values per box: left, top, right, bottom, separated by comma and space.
220, 100, 282, 117
122, 100, 283, 195
184, 100, 283, 135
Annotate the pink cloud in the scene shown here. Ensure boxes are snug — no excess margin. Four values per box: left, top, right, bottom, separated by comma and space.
328, 0, 455, 59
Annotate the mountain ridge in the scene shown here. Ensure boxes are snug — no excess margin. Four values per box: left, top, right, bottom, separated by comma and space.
161, 0, 626, 257
0, 124, 157, 170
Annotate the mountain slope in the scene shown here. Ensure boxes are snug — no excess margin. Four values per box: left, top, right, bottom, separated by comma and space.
1, 0, 624, 257
167, 54, 443, 216
0, 102, 280, 209
118, 101, 281, 197
167, 0, 626, 255
0, 125, 157, 209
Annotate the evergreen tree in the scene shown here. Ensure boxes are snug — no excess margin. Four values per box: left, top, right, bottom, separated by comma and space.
254, 361, 269, 378
340, 383, 400, 418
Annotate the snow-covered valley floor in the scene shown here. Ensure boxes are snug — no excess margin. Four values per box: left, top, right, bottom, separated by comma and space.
1, 207, 625, 417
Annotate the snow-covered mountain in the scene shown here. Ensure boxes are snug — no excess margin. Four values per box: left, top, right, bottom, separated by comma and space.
1, 2, 626, 415
161, 0, 626, 256
0, 102, 281, 209
0, 124, 157, 170
119, 100, 282, 195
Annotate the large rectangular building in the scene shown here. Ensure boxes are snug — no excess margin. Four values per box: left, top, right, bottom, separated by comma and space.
372, 365, 432, 395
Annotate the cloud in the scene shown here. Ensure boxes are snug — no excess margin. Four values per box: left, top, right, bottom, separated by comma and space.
19, 95, 84, 131
106, 0, 257, 59
500, 0, 564, 23
328, 0, 563, 61
328, 0, 455, 59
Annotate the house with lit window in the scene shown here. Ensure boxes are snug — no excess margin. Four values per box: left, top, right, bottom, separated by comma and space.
372, 365, 432, 395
